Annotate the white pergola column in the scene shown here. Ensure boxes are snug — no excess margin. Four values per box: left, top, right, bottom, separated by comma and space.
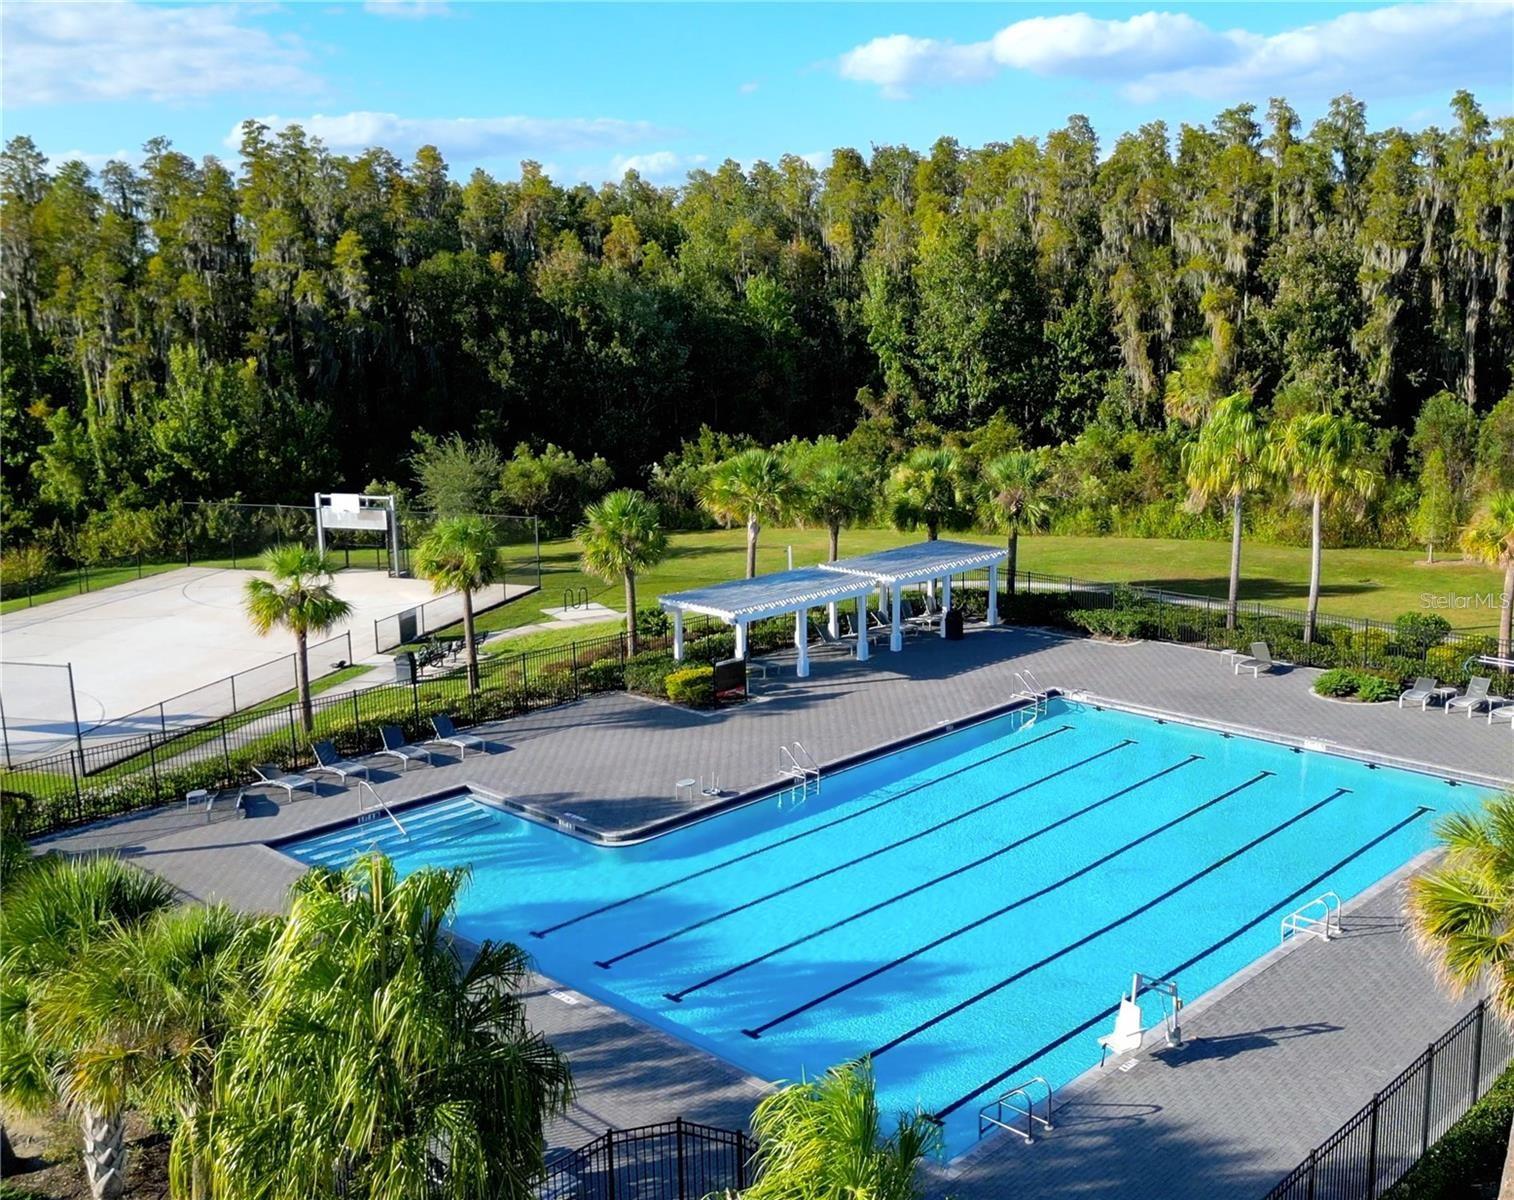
795, 607, 810, 678
987, 564, 1000, 625
855, 594, 870, 661
735, 620, 748, 659
827, 601, 840, 638
672, 609, 685, 661
890, 587, 903, 652
940, 575, 952, 637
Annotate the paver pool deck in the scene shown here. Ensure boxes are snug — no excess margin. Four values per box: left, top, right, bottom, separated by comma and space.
36, 627, 1512, 1196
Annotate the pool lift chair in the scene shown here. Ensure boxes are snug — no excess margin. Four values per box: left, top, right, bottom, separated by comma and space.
1098, 972, 1184, 1067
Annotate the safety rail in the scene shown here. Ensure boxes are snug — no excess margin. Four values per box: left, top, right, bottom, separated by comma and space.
1280, 891, 1342, 944
978, 1076, 1054, 1143
777, 742, 820, 805
357, 780, 409, 839
1014, 669, 1051, 715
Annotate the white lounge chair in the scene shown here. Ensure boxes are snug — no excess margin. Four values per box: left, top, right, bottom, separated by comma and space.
378, 724, 434, 770
1233, 642, 1275, 677
429, 714, 485, 757
1398, 677, 1439, 710
310, 740, 369, 781
253, 763, 317, 800
1490, 704, 1514, 729
1446, 677, 1497, 718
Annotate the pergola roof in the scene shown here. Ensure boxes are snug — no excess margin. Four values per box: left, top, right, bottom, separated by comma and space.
659, 566, 875, 622
821, 539, 1004, 585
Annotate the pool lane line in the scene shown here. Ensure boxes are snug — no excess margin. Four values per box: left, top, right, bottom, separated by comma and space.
595, 739, 1137, 970
739, 769, 1275, 1040
931, 802, 1434, 1122
865, 786, 1352, 1061
528, 723, 1076, 939
663, 754, 1203, 1002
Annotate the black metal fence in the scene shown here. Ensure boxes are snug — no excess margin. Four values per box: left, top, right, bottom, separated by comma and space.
538, 1119, 756, 1200
1264, 999, 1514, 1200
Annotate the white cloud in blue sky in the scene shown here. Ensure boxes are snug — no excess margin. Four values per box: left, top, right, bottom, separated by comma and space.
839, 5, 1511, 101
235, 112, 675, 160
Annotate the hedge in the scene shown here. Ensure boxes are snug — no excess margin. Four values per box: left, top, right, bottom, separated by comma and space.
1385, 1063, 1514, 1199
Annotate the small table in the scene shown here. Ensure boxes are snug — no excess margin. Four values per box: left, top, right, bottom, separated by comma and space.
1428, 686, 1459, 708
675, 778, 697, 804
1219, 649, 1243, 671
185, 787, 209, 811
747, 659, 775, 680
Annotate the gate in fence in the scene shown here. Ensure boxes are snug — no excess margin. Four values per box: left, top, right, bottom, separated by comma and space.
537, 1119, 756, 1200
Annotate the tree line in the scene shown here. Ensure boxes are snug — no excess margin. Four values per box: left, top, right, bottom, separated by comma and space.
2, 91, 1511, 557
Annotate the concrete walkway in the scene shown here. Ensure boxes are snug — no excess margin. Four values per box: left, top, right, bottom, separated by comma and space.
35, 628, 1512, 1191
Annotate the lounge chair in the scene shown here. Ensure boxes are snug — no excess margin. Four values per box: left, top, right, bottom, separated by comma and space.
1446, 677, 1496, 718
310, 740, 369, 781
1233, 642, 1276, 677
903, 595, 938, 634
252, 763, 318, 800
1398, 677, 1439, 710
429, 714, 485, 757
378, 724, 435, 770
1490, 703, 1514, 729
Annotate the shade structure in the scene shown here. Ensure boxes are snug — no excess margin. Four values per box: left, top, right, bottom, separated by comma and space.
658, 567, 877, 677
819, 539, 1005, 650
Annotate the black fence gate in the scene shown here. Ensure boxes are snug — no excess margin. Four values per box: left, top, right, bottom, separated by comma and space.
539, 1120, 756, 1200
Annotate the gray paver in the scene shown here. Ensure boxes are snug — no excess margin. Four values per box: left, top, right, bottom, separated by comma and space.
34, 628, 1513, 1195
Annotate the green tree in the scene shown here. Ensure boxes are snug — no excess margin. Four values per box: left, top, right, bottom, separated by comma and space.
1460, 491, 1514, 659
576, 489, 668, 654
1182, 395, 1271, 629
887, 447, 969, 541
413, 516, 503, 691
0, 856, 177, 1199
1414, 448, 1463, 563
788, 437, 875, 561
243, 545, 352, 731
743, 1059, 938, 1200
982, 449, 1053, 595
409, 432, 504, 517
701, 448, 798, 578
1268, 411, 1377, 642
497, 442, 613, 533
187, 854, 572, 1199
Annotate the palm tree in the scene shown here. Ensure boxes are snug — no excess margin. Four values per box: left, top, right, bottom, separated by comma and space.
701, 448, 798, 578
1460, 490, 1514, 659
0, 855, 178, 1200
887, 448, 970, 541
243, 544, 352, 731
413, 516, 503, 692
743, 1058, 938, 1200
576, 489, 668, 655
1268, 411, 1377, 643
983, 449, 1053, 596
189, 854, 572, 1199
1182, 394, 1271, 630
790, 439, 875, 561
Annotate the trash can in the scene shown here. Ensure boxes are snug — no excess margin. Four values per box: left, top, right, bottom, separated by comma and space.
394, 651, 417, 683
944, 607, 965, 640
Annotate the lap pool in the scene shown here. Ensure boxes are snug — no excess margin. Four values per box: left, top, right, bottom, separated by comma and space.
280, 699, 1488, 1156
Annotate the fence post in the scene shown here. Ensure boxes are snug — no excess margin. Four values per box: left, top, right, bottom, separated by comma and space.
66, 662, 86, 762
1366, 1092, 1380, 1200
70, 749, 84, 817
148, 738, 161, 799
159, 702, 168, 737
605, 1129, 616, 1200
1472, 1000, 1487, 1102
676, 1118, 686, 1200
412, 674, 420, 722
221, 718, 232, 781
1305, 1147, 1317, 1200
288, 706, 300, 759
1420, 1041, 1436, 1156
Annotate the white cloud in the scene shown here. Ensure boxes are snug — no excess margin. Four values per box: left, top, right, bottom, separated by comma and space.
739, 80, 761, 95
2, 1, 319, 106
363, 0, 450, 19
47, 149, 138, 173
232, 112, 673, 159
606, 150, 708, 183
838, 4, 1511, 102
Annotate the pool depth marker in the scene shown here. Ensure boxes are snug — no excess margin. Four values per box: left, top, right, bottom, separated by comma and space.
741, 769, 1275, 1039
932, 803, 1434, 1122
665, 754, 1201, 1002
529, 723, 1075, 939
597, 740, 1137, 969
866, 786, 1352, 1059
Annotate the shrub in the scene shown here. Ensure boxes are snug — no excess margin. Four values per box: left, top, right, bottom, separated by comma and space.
1355, 674, 1399, 703
635, 606, 670, 638
1313, 668, 1399, 702
625, 649, 677, 695
1068, 607, 1154, 640
664, 666, 715, 708
1314, 669, 1362, 698
0, 543, 52, 598
685, 630, 737, 665
1384, 1060, 1514, 1199
579, 658, 625, 692
1392, 612, 1453, 656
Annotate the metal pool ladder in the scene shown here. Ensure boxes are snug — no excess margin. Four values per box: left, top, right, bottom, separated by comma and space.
357, 780, 410, 840
1015, 669, 1051, 715
1280, 891, 1341, 944
978, 1076, 1054, 1143
778, 742, 820, 802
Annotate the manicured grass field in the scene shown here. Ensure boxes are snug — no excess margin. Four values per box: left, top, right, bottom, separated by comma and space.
457, 527, 1504, 644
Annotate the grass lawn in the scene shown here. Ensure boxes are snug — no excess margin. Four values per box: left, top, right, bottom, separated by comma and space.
447, 527, 1504, 642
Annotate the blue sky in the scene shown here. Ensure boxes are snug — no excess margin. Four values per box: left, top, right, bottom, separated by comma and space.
3, 1, 1511, 184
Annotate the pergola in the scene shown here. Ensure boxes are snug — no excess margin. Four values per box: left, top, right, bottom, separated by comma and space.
820, 539, 1006, 651
659, 567, 878, 678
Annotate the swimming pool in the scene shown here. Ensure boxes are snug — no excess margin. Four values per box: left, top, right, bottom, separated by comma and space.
282, 699, 1488, 1156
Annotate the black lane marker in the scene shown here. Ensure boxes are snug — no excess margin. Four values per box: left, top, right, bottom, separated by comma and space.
931, 803, 1434, 1121
739, 769, 1274, 1039
664, 754, 1201, 1002
866, 786, 1352, 1061
528, 724, 1074, 939
597, 740, 1136, 970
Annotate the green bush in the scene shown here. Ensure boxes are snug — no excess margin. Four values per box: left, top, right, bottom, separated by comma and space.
685, 630, 737, 665
635, 606, 670, 638
579, 658, 625, 692
1385, 1060, 1514, 1199
664, 666, 715, 708
625, 649, 677, 695
1356, 674, 1400, 703
1313, 668, 1399, 702
1392, 612, 1453, 656
1315, 669, 1362, 697
1068, 607, 1154, 640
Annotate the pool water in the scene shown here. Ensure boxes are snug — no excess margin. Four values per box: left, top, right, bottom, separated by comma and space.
282, 699, 1487, 1156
